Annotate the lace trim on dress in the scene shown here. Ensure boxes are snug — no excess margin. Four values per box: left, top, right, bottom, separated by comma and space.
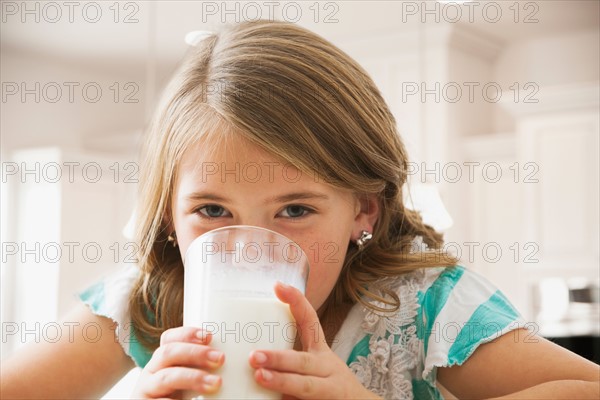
348, 243, 431, 399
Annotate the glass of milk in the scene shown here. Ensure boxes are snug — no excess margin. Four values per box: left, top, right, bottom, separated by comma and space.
182, 225, 309, 400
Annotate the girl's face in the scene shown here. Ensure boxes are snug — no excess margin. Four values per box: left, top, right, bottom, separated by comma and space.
171, 134, 377, 312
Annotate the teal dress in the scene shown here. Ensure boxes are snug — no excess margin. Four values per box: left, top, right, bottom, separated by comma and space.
78, 264, 529, 399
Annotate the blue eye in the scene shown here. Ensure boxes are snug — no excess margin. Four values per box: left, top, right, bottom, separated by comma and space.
280, 205, 311, 218
197, 205, 230, 218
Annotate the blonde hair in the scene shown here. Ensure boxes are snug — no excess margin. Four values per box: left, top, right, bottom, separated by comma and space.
129, 20, 459, 350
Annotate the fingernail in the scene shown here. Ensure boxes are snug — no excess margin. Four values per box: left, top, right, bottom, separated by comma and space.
207, 350, 223, 362
261, 369, 273, 382
253, 351, 267, 365
203, 374, 220, 387
195, 329, 207, 340
277, 281, 292, 289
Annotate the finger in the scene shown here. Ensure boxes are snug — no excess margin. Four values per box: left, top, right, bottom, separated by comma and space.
144, 366, 221, 398
145, 342, 225, 373
160, 326, 211, 346
249, 350, 329, 377
254, 368, 328, 400
274, 282, 327, 351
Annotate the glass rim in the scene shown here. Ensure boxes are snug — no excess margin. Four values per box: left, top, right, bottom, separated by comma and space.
183, 224, 310, 269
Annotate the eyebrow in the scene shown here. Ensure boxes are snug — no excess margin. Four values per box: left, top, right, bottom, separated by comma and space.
185, 191, 330, 204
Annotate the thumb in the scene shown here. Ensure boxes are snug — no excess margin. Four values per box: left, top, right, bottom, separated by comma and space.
274, 282, 327, 352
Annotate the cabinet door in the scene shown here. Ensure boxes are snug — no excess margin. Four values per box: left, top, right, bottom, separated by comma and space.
519, 110, 599, 280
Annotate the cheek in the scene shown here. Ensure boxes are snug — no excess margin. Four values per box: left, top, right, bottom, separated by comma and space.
175, 231, 196, 260
305, 269, 340, 309
174, 224, 210, 262
303, 243, 348, 310
298, 222, 353, 309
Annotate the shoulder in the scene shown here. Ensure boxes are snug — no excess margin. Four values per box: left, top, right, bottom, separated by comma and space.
418, 264, 522, 333
340, 265, 528, 398
77, 264, 153, 368
350, 264, 507, 330
416, 265, 529, 381
78, 264, 139, 318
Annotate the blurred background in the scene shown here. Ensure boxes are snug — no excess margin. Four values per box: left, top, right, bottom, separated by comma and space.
1, 0, 598, 397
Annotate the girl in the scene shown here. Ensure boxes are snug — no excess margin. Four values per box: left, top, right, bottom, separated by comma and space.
1, 20, 598, 400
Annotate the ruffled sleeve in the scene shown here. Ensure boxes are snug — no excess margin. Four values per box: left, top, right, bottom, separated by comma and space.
419, 265, 532, 383
76, 265, 153, 368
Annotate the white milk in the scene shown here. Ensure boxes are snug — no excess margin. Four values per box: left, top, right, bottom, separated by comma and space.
183, 296, 296, 399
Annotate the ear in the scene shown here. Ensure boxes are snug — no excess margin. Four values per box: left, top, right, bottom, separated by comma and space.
162, 207, 175, 235
351, 193, 380, 242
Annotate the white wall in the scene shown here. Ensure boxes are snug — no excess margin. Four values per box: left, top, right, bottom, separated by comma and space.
493, 29, 600, 133
0, 48, 147, 153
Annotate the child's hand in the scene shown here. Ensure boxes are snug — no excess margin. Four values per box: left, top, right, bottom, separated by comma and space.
248, 282, 380, 400
131, 326, 224, 399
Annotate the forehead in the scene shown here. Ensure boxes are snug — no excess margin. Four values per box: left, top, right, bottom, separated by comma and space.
176, 133, 327, 193
180, 133, 277, 169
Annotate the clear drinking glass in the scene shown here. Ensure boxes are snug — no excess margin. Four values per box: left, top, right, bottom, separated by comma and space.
182, 225, 310, 400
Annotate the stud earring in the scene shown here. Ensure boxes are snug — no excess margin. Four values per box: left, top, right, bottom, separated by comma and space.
167, 232, 178, 247
356, 230, 373, 251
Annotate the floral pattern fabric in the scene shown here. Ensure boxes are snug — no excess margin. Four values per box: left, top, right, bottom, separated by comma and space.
333, 265, 528, 399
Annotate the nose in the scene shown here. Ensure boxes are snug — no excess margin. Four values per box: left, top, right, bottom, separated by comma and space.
229, 216, 289, 245
232, 214, 273, 231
